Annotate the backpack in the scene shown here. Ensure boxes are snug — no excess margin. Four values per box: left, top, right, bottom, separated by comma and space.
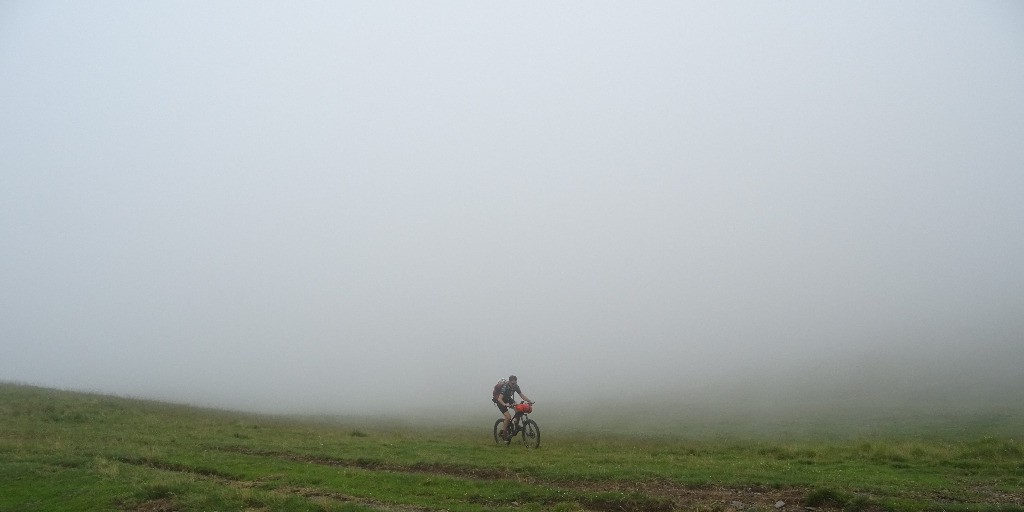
492, 379, 508, 401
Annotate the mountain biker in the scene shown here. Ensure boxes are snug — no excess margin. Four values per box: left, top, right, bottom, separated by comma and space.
493, 375, 532, 439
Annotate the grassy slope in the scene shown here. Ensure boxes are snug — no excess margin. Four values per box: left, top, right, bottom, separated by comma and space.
1, 383, 1022, 512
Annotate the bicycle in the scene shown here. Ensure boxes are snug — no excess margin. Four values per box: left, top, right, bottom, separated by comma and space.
493, 401, 540, 448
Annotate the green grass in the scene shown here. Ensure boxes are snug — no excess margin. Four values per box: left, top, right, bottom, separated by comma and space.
1, 383, 1022, 511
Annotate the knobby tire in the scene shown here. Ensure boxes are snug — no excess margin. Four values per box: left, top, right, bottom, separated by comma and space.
493, 418, 511, 445
521, 419, 540, 448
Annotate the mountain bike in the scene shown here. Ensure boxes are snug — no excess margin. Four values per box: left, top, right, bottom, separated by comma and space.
493, 401, 540, 448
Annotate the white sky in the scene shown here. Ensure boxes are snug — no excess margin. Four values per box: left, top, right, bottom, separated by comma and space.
2, 1, 1023, 414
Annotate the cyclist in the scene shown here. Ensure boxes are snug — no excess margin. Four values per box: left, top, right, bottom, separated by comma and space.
493, 375, 533, 439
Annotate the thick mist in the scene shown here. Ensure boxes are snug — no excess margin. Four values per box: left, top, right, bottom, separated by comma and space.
2, 2, 1022, 422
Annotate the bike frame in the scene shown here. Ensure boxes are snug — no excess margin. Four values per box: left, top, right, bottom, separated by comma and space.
508, 410, 528, 433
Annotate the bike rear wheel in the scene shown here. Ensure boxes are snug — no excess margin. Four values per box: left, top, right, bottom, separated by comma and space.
493, 419, 511, 445
520, 419, 540, 448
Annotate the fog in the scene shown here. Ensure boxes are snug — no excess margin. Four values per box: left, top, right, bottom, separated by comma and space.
2, 2, 1022, 420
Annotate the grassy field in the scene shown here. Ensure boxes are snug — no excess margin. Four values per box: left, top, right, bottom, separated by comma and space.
1, 383, 1022, 511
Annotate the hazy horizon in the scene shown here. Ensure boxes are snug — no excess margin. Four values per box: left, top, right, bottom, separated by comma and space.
2, 2, 1022, 417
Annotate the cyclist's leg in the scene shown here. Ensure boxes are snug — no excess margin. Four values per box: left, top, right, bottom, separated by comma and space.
496, 401, 512, 437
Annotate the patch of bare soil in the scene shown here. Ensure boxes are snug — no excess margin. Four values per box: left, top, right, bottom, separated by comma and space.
282, 487, 433, 512
551, 478, 817, 511
124, 498, 177, 512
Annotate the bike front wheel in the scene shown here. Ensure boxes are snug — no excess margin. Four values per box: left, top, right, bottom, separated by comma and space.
493, 419, 511, 445
520, 419, 540, 448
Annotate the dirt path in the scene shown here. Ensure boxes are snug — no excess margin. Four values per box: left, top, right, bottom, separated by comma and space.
145, 445, 1020, 511
211, 446, 859, 511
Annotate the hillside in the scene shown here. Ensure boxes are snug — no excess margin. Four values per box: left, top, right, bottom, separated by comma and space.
1, 383, 1022, 511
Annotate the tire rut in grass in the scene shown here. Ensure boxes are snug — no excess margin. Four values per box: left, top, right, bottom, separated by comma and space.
114, 455, 238, 480
116, 450, 889, 511
214, 445, 516, 480
113, 455, 428, 512
209, 446, 831, 511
